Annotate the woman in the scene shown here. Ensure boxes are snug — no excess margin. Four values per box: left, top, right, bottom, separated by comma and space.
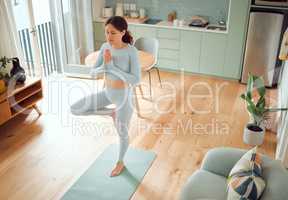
71, 16, 141, 177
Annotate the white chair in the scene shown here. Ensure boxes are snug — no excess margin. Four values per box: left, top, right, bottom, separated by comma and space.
134, 37, 162, 98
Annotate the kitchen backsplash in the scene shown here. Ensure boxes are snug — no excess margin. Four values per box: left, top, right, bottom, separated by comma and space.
105, 0, 229, 24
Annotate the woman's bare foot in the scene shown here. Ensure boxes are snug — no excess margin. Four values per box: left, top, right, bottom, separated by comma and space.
110, 161, 125, 177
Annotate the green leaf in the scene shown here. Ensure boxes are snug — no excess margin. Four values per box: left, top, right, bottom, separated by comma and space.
246, 73, 253, 99
255, 106, 266, 116
265, 108, 288, 113
240, 94, 246, 100
256, 96, 265, 108
254, 76, 266, 97
247, 103, 258, 116
246, 95, 256, 107
240, 73, 287, 124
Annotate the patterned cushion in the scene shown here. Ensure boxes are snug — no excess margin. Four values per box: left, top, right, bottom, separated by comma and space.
227, 147, 266, 200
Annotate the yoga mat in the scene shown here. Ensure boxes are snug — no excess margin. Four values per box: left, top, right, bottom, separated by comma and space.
61, 144, 156, 200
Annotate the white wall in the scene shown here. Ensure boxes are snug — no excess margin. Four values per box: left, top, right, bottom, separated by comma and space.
276, 61, 288, 168
92, 0, 104, 20
0, 0, 22, 59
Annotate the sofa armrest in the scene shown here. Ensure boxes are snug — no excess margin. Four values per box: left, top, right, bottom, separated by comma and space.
201, 147, 246, 177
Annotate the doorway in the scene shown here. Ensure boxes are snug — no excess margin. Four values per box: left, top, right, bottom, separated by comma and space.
51, 0, 95, 77
11, 0, 58, 77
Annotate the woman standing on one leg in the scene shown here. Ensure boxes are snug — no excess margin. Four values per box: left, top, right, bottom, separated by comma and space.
70, 16, 141, 177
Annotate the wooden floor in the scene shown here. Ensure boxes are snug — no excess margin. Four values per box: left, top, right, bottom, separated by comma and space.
0, 71, 277, 200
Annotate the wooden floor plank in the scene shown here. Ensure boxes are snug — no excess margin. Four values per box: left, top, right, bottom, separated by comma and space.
0, 72, 277, 200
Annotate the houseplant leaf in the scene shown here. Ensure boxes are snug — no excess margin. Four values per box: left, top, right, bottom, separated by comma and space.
246, 73, 254, 99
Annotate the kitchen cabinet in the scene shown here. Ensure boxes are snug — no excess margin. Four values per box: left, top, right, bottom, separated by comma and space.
91, 0, 251, 79
158, 38, 180, 50
158, 49, 179, 60
223, 0, 251, 79
128, 24, 137, 40
156, 28, 180, 71
179, 30, 203, 73
93, 22, 105, 42
158, 59, 179, 71
200, 32, 227, 76
134, 26, 157, 40
157, 28, 180, 40
93, 22, 105, 49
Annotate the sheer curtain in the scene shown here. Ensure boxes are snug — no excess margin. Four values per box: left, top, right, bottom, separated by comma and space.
0, 0, 25, 66
276, 61, 288, 168
63, 0, 94, 65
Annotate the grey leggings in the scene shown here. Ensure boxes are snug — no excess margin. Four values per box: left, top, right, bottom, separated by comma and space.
70, 87, 133, 162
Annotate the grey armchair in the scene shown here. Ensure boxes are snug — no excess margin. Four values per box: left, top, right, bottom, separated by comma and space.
180, 147, 288, 200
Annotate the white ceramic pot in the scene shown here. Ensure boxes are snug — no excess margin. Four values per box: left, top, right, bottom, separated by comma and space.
115, 3, 124, 16
139, 8, 146, 18
173, 19, 179, 26
102, 7, 113, 18
130, 11, 139, 18
243, 123, 265, 146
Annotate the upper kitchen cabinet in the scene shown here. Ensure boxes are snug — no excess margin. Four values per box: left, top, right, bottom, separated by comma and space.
223, 0, 251, 79
179, 30, 202, 73
200, 32, 227, 76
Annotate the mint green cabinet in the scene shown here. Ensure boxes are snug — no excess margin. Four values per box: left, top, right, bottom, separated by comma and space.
179, 30, 202, 73
128, 24, 137, 41
200, 32, 227, 76
93, 22, 105, 50
223, 0, 250, 79
91, 0, 251, 78
93, 22, 105, 42
134, 26, 157, 40
159, 49, 179, 60
157, 28, 180, 40
156, 28, 180, 71
158, 38, 180, 50
158, 59, 179, 71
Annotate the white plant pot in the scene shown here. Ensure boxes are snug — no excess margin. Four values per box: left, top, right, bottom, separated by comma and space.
243, 123, 265, 146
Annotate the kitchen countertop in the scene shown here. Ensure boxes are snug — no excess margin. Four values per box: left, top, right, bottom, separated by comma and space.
94, 17, 229, 34
154, 20, 228, 34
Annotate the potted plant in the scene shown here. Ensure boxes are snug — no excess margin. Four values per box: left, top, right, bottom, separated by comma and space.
0, 56, 12, 94
240, 74, 288, 146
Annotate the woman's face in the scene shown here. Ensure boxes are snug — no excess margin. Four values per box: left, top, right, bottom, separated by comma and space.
105, 24, 125, 46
